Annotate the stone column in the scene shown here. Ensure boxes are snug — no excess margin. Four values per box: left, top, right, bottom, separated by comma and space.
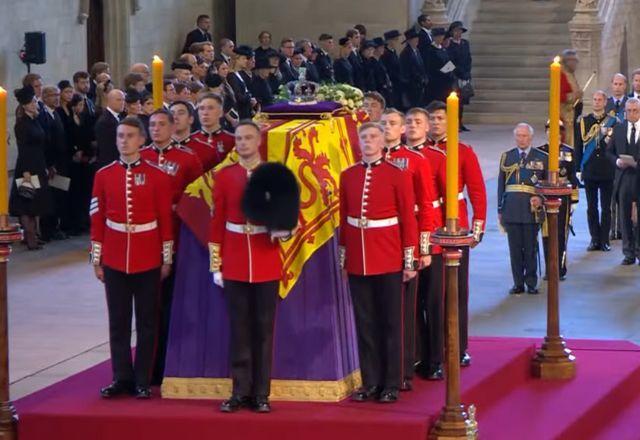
421, 0, 449, 28
103, 0, 132, 84
569, 0, 603, 95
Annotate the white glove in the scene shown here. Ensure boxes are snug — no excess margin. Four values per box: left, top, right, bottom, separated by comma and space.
213, 271, 224, 288
571, 203, 577, 214
576, 172, 582, 183
270, 230, 292, 241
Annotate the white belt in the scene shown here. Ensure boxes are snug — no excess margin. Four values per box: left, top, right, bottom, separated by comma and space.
439, 192, 465, 204
347, 216, 398, 229
226, 222, 268, 234
106, 219, 157, 233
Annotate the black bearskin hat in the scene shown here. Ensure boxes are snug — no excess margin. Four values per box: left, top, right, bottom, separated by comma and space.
242, 162, 300, 231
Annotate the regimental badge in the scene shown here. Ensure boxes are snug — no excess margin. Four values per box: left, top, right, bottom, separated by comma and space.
134, 173, 146, 186
560, 151, 573, 162
391, 157, 409, 170
160, 161, 180, 176
530, 174, 538, 184
217, 141, 225, 153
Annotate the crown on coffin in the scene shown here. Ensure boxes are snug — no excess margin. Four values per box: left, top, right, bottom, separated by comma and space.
286, 67, 319, 105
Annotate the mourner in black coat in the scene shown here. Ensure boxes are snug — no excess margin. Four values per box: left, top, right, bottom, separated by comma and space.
334, 38, 355, 86
425, 28, 455, 105
182, 15, 212, 53
381, 30, 404, 109
399, 29, 427, 108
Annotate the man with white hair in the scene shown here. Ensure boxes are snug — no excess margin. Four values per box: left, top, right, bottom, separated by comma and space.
498, 123, 548, 294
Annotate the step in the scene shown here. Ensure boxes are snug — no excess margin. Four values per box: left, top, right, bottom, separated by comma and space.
473, 89, 548, 102
472, 22, 569, 34
473, 45, 569, 56
474, 16, 568, 24
463, 111, 547, 125
473, 55, 554, 68
472, 33, 570, 45
465, 99, 547, 114
473, 65, 549, 78
473, 77, 548, 89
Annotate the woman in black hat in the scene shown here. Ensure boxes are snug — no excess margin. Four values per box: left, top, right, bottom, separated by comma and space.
447, 21, 473, 131
9, 86, 53, 250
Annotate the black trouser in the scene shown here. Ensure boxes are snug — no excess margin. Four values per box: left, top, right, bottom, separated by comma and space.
69, 162, 94, 232
584, 179, 613, 246
542, 196, 571, 278
505, 223, 539, 289
618, 177, 640, 259
152, 261, 176, 385
103, 266, 161, 387
349, 272, 402, 391
41, 187, 70, 239
224, 280, 279, 398
417, 250, 470, 367
401, 275, 418, 381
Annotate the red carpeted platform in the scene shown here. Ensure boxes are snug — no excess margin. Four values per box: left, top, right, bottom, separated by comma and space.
16, 337, 640, 440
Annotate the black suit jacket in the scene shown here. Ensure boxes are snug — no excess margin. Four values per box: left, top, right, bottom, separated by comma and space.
227, 71, 254, 119
348, 51, 365, 90
249, 76, 274, 108
279, 59, 298, 84
314, 51, 334, 83
418, 29, 432, 67
333, 58, 354, 85
183, 28, 212, 53
94, 111, 120, 167
607, 121, 640, 194
39, 109, 69, 174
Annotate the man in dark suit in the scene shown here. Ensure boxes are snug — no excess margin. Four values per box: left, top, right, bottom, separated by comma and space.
334, 38, 355, 85
95, 89, 125, 167
605, 73, 628, 121
606, 98, 640, 265
498, 123, 548, 294
399, 29, 426, 108
417, 14, 433, 68
183, 15, 212, 54
227, 46, 257, 119
425, 28, 455, 105
315, 34, 335, 83
381, 30, 403, 110
215, 39, 235, 64
346, 28, 365, 90
279, 38, 297, 84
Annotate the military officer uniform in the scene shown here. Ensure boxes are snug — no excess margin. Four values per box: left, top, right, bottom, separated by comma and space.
190, 128, 235, 172
417, 138, 486, 373
339, 158, 418, 402
498, 147, 548, 293
208, 161, 283, 410
90, 158, 174, 396
575, 112, 617, 250
384, 144, 438, 389
140, 142, 203, 383
537, 142, 579, 279
606, 96, 627, 122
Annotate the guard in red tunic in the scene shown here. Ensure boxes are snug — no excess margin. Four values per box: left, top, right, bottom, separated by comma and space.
421, 100, 487, 375
209, 121, 299, 414
340, 122, 419, 404
190, 93, 235, 171
140, 109, 203, 385
169, 100, 206, 171
90, 117, 174, 399
381, 109, 438, 391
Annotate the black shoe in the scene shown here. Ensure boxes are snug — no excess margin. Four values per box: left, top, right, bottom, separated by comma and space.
135, 386, 151, 399
351, 386, 381, 402
425, 364, 444, 380
527, 286, 539, 295
252, 396, 271, 413
100, 381, 135, 398
621, 257, 636, 265
542, 274, 548, 281
220, 395, 250, 413
587, 241, 601, 251
559, 273, 567, 281
378, 388, 399, 403
400, 379, 413, 391
460, 125, 470, 132
460, 352, 471, 367
601, 243, 611, 252
509, 285, 524, 295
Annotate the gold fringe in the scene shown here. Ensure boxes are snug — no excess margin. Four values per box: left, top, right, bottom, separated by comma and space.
161, 370, 362, 402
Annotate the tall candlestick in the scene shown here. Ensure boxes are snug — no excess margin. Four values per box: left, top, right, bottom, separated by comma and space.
446, 92, 459, 223
152, 55, 164, 110
549, 56, 561, 173
0, 88, 7, 216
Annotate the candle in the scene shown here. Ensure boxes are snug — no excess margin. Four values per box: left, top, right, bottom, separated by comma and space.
152, 55, 164, 110
446, 92, 459, 222
549, 56, 561, 173
0, 87, 7, 216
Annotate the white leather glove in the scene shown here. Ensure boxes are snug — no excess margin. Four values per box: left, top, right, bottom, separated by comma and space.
213, 271, 224, 288
576, 172, 582, 183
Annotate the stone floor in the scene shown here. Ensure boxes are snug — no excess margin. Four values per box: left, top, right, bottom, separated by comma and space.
8, 124, 640, 399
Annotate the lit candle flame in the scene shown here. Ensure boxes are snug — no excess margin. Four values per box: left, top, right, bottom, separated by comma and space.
153, 55, 162, 63
448, 91, 458, 99
553, 56, 561, 64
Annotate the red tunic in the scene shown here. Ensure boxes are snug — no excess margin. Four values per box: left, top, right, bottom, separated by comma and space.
339, 159, 418, 276
190, 128, 235, 171
385, 144, 439, 255
208, 162, 282, 283
90, 159, 174, 274
419, 139, 487, 240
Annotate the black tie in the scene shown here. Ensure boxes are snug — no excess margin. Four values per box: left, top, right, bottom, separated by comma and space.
631, 124, 637, 146
520, 151, 527, 162
615, 100, 620, 111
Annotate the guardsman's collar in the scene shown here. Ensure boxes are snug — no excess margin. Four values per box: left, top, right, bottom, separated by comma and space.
172, 135, 191, 145
119, 158, 142, 169
239, 156, 262, 171
384, 143, 403, 153
407, 139, 428, 150
430, 136, 447, 145
362, 157, 383, 168
201, 127, 222, 137
152, 142, 173, 153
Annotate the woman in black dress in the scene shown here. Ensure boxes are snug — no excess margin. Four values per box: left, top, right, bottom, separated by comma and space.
9, 86, 52, 249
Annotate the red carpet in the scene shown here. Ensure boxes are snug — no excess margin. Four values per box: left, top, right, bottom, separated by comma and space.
16, 337, 640, 440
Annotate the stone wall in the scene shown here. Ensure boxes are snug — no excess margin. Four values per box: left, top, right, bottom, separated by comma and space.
598, 0, 640, 88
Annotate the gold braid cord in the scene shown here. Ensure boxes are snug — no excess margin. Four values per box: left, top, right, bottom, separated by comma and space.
420, 232, 431, 255
209, 243, 221, 272
90, 241, 102, 265
403, 247, 415, 270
